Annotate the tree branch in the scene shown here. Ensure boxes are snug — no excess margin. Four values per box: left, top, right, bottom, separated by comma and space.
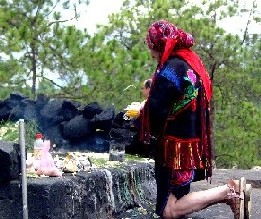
241, 2, 254, 45
41, 76, 64, 89
48, 17, 76, 27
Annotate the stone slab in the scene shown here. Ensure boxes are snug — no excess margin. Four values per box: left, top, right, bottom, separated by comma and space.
1, 164, 261, 219
0, 162, 155, 219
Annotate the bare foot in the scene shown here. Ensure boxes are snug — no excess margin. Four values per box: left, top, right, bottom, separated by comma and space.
227, 179, 240, 199
226, 178, 246, 219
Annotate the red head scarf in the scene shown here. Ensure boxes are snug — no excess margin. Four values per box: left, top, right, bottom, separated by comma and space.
146, 20, 212, 102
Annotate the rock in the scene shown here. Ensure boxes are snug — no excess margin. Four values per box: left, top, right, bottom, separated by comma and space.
9, 92, 28, 101
61, 100, 80, 121
68, 132, 110, 152
251, 166, 261, 170
62, 115, 94, 139
0, 101, 10, 121
91, 106, 115, 133
111, 112, 125, 128
43, 125, 65, 147
109, 128, 133, 141
39, 99, 65, 128
0, 140, 21, 183
4, 97, 23, 109
36, 93, 50, 110
10, 99, 37, 121
22, 99, 37, 120
82, 102, 103, 119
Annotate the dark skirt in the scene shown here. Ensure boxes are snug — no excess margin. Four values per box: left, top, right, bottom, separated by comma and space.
155, 163, 193, 216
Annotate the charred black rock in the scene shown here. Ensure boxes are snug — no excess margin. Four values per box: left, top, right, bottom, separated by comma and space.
0, 140, 21, 183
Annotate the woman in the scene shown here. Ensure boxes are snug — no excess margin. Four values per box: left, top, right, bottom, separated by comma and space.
140, 20, 249, 219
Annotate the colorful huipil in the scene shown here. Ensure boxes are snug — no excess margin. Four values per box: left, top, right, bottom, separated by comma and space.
141, 54, 212, 186
141, 19, 213, 216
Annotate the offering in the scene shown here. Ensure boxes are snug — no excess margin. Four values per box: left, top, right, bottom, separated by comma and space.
123, 102, 143, 120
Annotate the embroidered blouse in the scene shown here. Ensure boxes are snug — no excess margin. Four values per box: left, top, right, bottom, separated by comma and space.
149, 56, 202, 139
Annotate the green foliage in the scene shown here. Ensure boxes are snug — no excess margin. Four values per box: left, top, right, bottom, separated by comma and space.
214, 102, 261, 169
0, 120, 40, 152
0, 120, 19, 142
0, 0, 90, 99
0, 0, 260, 169
24, 120, 41, 152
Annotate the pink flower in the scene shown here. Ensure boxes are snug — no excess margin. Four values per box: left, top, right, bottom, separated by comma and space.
187, 69, 196, 84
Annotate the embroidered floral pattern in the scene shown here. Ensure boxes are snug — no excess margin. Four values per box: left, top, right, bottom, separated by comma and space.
158, 65, 183, 92
186, 69, 196, 85
171, 69, 198, 114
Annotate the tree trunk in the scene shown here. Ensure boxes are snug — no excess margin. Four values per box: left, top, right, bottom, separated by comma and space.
31, 42, 37, 100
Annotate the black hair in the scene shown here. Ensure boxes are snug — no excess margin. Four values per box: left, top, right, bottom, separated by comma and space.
144, 79, 152, 89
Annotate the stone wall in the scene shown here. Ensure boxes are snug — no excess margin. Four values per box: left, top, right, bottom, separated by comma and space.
0, 162, 156, 219
0, 93, 156, 218
0, 140, 21, 183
